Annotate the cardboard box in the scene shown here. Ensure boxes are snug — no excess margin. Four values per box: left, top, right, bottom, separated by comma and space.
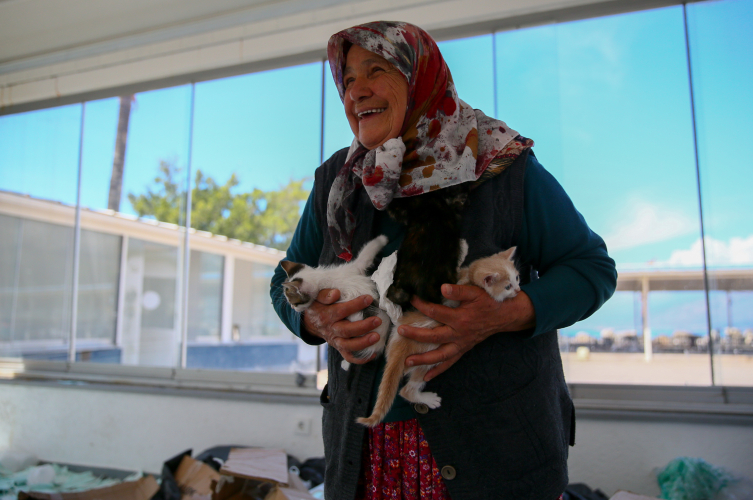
212, 448, 316, 500
18, 475, 159, 500
174, 455, 222, 500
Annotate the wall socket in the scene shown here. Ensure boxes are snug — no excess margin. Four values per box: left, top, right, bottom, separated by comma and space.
294, 418, 311, 436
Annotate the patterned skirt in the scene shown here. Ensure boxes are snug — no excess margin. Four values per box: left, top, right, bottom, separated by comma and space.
355, 417, 566, 500
356, 418, 450, 500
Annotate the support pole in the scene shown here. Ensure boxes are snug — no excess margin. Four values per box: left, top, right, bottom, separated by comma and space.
642, 276, 652, 362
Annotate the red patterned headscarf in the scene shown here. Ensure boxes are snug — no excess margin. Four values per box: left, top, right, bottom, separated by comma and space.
326, 21, 531, 261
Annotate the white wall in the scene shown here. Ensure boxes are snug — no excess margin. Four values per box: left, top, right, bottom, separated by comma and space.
569, 415, 753, 497
1, 382, 751, 496
0, 383, 324, 474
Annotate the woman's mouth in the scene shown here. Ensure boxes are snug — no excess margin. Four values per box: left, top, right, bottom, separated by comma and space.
357, 108, 386, 119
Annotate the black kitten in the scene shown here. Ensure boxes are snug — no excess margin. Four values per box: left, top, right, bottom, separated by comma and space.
386, 183, 471, 307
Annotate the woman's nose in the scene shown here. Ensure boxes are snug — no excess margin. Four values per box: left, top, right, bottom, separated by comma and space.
349, 76, 372, 101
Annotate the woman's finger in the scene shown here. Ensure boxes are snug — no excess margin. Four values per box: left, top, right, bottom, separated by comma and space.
327, 295, 373, 323
423, 354, 463, 381
407, 297, 459, 325
440, 283, 485, 302
398, 323, 452, 344
334, 314, 382, 339
337, 332, 381, 364
405, 342, 461, 368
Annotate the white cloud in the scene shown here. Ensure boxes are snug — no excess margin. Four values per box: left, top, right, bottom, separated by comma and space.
604, 199, 697, 251
668, 235, 753, 267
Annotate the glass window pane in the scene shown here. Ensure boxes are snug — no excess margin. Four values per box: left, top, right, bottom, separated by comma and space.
323, 61, 354, 161
76, 87, 192, 367
183, 63, 321, 372
438, 34, 495, 115
497, 7, 711, 385
0, 105, 81, 360
688, 0, 753, 386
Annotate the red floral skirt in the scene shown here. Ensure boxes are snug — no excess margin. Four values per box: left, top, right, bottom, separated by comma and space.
356, 418, 450, 500
355, 418, 565, 500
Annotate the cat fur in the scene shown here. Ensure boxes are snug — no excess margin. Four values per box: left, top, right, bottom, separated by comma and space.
281, 235, 391, 370
357, 246, 520, 427
386, 183, 470, 307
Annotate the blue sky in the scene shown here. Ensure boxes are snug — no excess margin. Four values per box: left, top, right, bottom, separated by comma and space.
1, 0, 751, 337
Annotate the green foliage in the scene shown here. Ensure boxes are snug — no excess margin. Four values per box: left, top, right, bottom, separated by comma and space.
128, 160, 310, 250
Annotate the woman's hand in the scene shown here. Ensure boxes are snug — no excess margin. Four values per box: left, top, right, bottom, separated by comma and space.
398, 284, 536, 381
303, 288, 383, 365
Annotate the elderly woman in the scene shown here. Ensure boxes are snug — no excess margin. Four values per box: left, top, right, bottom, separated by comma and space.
271, 21, 616, 500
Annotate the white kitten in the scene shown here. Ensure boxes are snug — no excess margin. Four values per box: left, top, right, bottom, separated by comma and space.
281, 235, 391, 370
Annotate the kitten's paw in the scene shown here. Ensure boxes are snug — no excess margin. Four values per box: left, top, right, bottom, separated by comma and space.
341, 360, 351, 371
374, 235, 388, 247
422, 392, 442, 409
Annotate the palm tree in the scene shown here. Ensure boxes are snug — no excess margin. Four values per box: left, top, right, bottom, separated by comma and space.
108, 94, 134, 211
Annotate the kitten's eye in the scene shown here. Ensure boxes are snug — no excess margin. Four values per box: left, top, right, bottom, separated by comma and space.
517, 275, 520, 282
505, 284, 512, 290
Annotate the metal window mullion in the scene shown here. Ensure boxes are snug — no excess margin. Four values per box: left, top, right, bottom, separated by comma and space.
179, 83, 196, 369
492, 30, 498, 119
114, 235, 129, 347
69, 102, 86, 363
682, 3, 714, 385
316, 59, 328, 374
9, 219, 24, 343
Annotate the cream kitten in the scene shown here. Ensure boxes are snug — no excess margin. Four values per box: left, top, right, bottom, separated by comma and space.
357, 246, 520, 427
281, 235, 391, 370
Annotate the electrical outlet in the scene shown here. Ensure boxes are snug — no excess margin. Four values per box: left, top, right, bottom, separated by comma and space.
294, 418, 311, 436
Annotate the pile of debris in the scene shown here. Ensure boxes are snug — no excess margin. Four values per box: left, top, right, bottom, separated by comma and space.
1, 448, 323, 500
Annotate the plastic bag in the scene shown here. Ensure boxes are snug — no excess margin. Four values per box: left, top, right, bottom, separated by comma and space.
657, 457, 734, 500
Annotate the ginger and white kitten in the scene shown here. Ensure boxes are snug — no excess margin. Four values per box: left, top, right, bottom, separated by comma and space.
357, 246, 520, 427
281, 235, 391, 370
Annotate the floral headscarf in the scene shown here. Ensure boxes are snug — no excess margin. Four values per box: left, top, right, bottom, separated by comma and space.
326, 21, 532, 261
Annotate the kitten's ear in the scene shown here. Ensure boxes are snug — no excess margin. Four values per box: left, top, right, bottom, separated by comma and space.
484, 273, 501, 287
499, 246, 517, 261
280, 260, 303, 277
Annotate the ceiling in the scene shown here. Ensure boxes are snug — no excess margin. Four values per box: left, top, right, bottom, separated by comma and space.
0, 0, 681, 114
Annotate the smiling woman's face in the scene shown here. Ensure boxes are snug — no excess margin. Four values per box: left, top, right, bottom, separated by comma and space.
343, 45, 409, 150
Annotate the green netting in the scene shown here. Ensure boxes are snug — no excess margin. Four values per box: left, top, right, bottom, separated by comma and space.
657, 457, 734, 500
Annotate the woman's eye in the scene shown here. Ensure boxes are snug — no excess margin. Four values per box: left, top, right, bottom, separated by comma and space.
344, 78, 354, 88
370, 66, 385, 76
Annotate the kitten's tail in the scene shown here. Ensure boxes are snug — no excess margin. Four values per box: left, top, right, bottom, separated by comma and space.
352, 235, 388, 273
356, 331, 409, 428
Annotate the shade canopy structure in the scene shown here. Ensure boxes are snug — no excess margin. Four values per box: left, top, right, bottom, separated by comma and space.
617, 269, 753, 292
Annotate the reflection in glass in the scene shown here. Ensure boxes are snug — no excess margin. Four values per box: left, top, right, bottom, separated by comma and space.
687, 0, 753, 385
76, 229, 121, 343
187, 250, 223, 343
121, 238, 179, 367
0, 216, 73, 356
